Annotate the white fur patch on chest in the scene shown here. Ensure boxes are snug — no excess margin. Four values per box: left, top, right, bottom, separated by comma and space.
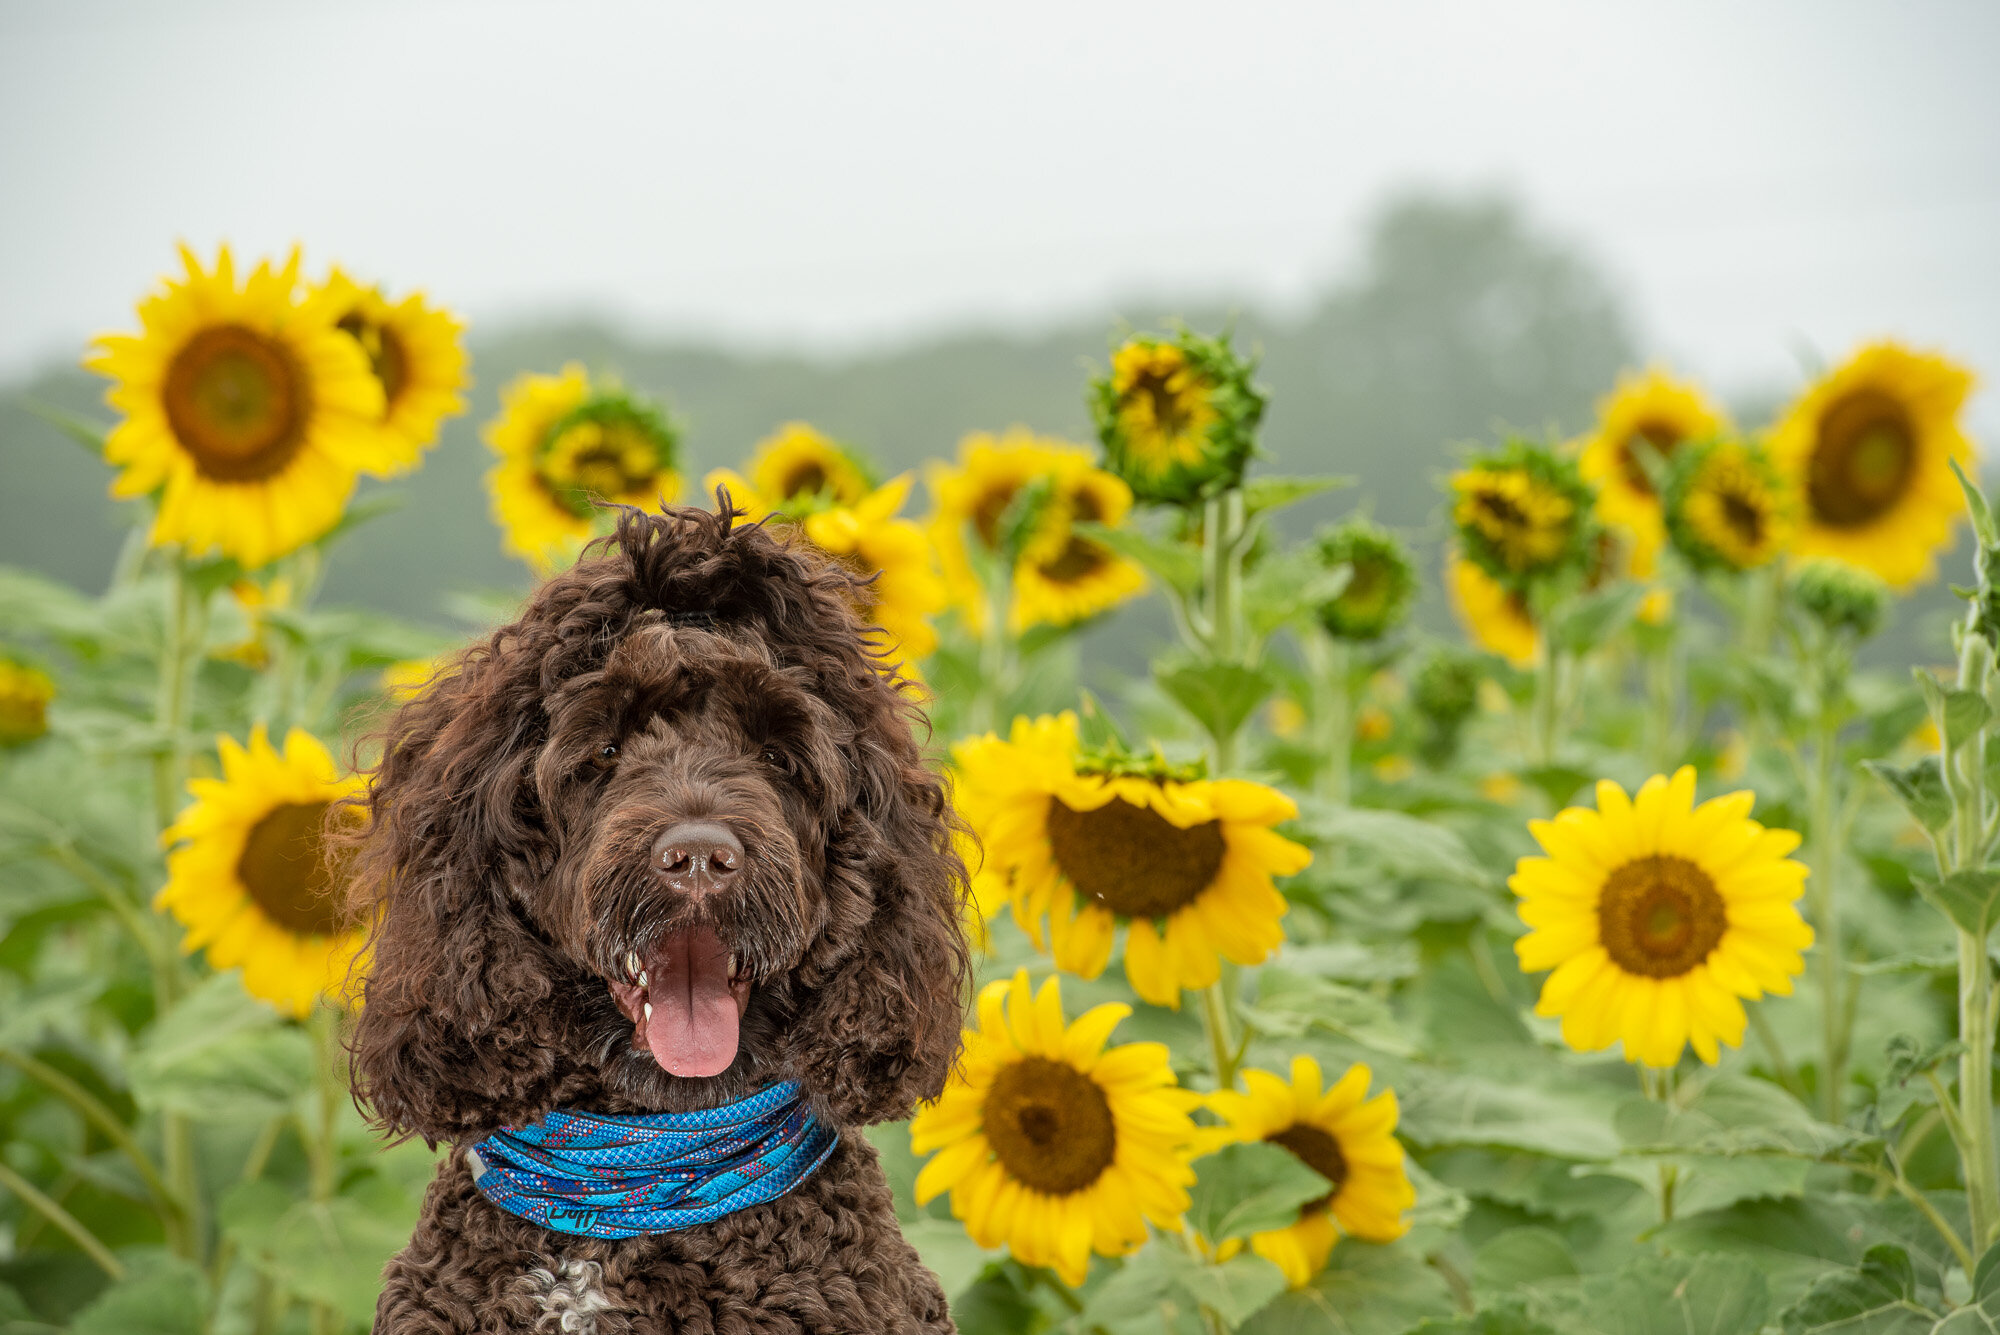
519, 1257, 615, 1334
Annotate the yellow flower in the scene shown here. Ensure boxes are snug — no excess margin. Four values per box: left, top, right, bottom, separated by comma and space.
1665, 439, 1790, 574
910, 969, 1202, 1286
0, 660, 55, 746
1578, 369, 1730, 577
85, 245, 390, 569
1372, 755, 1413, 784
1268, 697, 1308, 741
1205, 1056, 1414, 1288
159, 726, 368, 1018
1356, 706, 1393, 743
1510, 767, 1812, 1067
1479, 771, 1522, 805
1090, 331, 1264, 505
1448, 556, 1538, 667
704, 466, 945, 664
927, 431, 1145, 634
215, 575, 294, 669
1451, 463, 1582, 580
952, 714, 1311, 1008
742, 422, 873, 508
379, 654, 454, 701
304, 267, 468, 475
484, 365, 682, 568
1768, 341, 1977, 588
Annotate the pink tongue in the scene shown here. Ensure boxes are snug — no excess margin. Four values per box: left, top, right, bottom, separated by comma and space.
644, 925, 740, 1077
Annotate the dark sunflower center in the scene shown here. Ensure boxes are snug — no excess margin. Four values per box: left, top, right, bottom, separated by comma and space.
1617, 420, 1684, 495
336, 311, 408, 407
1126, 369, 1197, 441
972, 483, 1023, 549
1597, 854, 1726, 978
1038, 490, 1110, 583
1808, 389, 1915, 526
983, 1056, 1117, 1195
162, 325, 308, 482
778, 460, 830, 501
1045, 796, 1225, 920
235, 800, 348, 937
1721, 488, 1765, 546
1473, 489, 1527, 530
544, 420, 662, 517
1266, 1122, 1347, 1212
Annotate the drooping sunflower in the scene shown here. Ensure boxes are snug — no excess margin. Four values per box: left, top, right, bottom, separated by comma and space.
952, 714, 1311, 1008
1578, 369, 1731, 577
1450, 442, 1594, 592
85, 244, 390, 569
1314, 520, 1417, 642
1768, 341, 1977, 588
1205, 1056, 1415, 1288
742, 422, 874, 509
1510, 766, 1813, 1068
910, 969, 1202, 1286
704, 464, 945, 663
1663, 439, 1790, 574
1448, 555, 1538, 668
305, 267, 468, 474
484, 364, 683, 568
1089, 330, 1265, 506
159, 726, 367, 1018
926, 431, 1145, 634
0, 659, 54, 746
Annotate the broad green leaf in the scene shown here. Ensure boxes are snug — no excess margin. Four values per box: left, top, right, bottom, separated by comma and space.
1397, 1071, 1624, 1161
1294, 802, 1489, 887
127, 971, 314, 1119
949, 1266, 1043, 1335
1245, 548, 1350, 638
1242, 965, 1422, 1056
1473, 1227, 1579, 1292
1241, 1239, 1456, 1334
1079, 1245, 1182, 1334
1615, 1075, 1864, 1161
1076, 521, 1201, 595
1422, 1148, 1644, 1222
1158, 660, 1276, 745
902, 1219, 1001, 1302
1777, 1244, 1937, 1334
1189, 1142, 1333, 1241
1885, 1033, 1963, 1087
1943, 690, 1993, 747
1243, 474, 1354, 516
1863, 757, 1953, 834
1912, 870, 2000, 940
1178, 1254, 1289, 1327
1273, 940, 1422, 984
222, 1173, 421, 1326
1521, 765, 1593, 811
1551, 583, 1645, 655
1607, 1253, 1771, 1335
1407, 1303, 1559, 1335
67, 1252, 206, 1335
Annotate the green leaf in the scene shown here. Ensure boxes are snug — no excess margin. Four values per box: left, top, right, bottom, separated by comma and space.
1079, 1246, 1186, 1335
1953, 458, 2000, 547
1077, 521, 1202, 595
1943, 690, 1993, 747
1864, 758, 1953, 834
1406, 1303, 1559, 1335
126, 972, 314, 1119
1607, 1253, 1771, 1335
1241, 965, 1421, 1056
1293, 802, 1489, 886
1885, 1033, 1963, 1088
1158, 660, 1277, 745
1243, 474, 1354, 517
1912, 870, 2000, 940
221, 1173, 423, 1326
1244, 548, 1350, 638
20, 396, 110, 457
1241, 1240, 1456, 1334
1397, 1071, 1624, 1161
1179, 1254, 1290, 1327
1777, 1244, 1937, 1334
1189, 1142, 1333, 1241
1472, 1226, 1579, 1292
67, 1252, 206, 1335
1521, 765, 1593, 812
1551, 583, 1646, 656
902, 1219, 1001, 1302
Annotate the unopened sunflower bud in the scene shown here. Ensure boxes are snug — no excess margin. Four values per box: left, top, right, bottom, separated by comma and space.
1089, 328, 1265, 506
0, 659, 53, 746
1448, 440, 1595, 592
1791, 559, 1890, 640
1314, 520, 1416, 642
1412, 647, 1481, 767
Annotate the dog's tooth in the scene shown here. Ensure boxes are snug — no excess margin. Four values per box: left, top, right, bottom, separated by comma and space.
643, 1002, 652, 1022
728, 952, 740, 978
637, 970, 648, 988
625, 951, 639, 978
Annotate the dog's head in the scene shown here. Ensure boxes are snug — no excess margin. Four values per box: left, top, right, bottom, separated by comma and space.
341, 501, 970, 1143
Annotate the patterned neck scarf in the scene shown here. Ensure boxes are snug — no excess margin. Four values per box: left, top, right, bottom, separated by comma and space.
468, 1081, 839, 1238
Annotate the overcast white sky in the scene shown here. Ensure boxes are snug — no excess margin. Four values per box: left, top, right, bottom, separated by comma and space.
3, 0, 1997, 415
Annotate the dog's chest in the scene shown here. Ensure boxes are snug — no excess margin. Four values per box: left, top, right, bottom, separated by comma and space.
517, 1258, 615, 1335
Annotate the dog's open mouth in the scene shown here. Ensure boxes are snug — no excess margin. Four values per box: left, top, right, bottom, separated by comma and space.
607, 924, 752, 1078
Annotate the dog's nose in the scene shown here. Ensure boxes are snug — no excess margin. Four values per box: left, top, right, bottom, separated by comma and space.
651, 821, 744, 894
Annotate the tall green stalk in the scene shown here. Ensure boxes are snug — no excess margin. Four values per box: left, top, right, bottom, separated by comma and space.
1302, 628, 1351, 807
1942, 631, 2000, 1247
1806, 705, 1847, 1122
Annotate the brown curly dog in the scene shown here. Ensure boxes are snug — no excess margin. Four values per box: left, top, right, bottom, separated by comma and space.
340, 501, 970, 1334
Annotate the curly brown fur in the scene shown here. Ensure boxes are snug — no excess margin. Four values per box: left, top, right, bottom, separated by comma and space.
338, 500, 969, 1334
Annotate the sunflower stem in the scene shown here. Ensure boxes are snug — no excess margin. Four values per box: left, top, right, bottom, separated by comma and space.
1303, 628, 1351, 808
305, 1004, 343, 1335
1201, 981, 1238, 1092
0, 1159, 125, 1280
1528, 633, 1561, 772
1643, 630, 1679, 774
0, 1047, 184, 1235
1806, 699, 1847, 1123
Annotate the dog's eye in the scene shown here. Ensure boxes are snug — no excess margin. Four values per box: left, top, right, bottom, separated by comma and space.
761, 747, 783, 767
598, 743, 619, 761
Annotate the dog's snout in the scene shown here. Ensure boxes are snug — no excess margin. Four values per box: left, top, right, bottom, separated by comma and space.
651, 821, 744, 894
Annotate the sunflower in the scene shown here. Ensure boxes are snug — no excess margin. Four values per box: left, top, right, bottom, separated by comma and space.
85, 245, 390, 569
159, 726, 368, 1018
927, 431, 1145, 634
704, 464, 945, 663
1663, 439, 1790, 574
742, 422, 873, 509
1314, 520, 1416, 642
952, 714, 1311, 1008
1510, 767, 1812, 1067
1768, 341, 1977, 588
1451, 442, 1594, 590
910, 969, 1202, 1286
484, 364, 682, 568
1448, 556, 1538, 667
1204, 1056, 1415, 1288
1578, 369, 1730, 578
305, 267, 468, 474
214, 575, 294, 670
0, 659, 54, 746
1089, 330, 1265, 506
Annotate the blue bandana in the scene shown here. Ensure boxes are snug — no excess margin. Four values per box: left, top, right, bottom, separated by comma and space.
468, 1081, 839, 1238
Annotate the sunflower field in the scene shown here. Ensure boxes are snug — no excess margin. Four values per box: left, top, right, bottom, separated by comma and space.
1, 242, 1997, 1335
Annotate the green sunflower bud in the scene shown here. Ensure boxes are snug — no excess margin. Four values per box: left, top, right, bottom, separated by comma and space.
539, 387, 682, 519
1791, 558, 1890, 640
1448, 439, 1595, 593
1089, 328, 1266, 506
1314, 520, 1416, 642
1412, 647, 1482, 768
1662, 438, 1790, 574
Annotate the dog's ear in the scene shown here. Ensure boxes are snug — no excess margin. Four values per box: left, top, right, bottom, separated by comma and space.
786, 679, 971, 1126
